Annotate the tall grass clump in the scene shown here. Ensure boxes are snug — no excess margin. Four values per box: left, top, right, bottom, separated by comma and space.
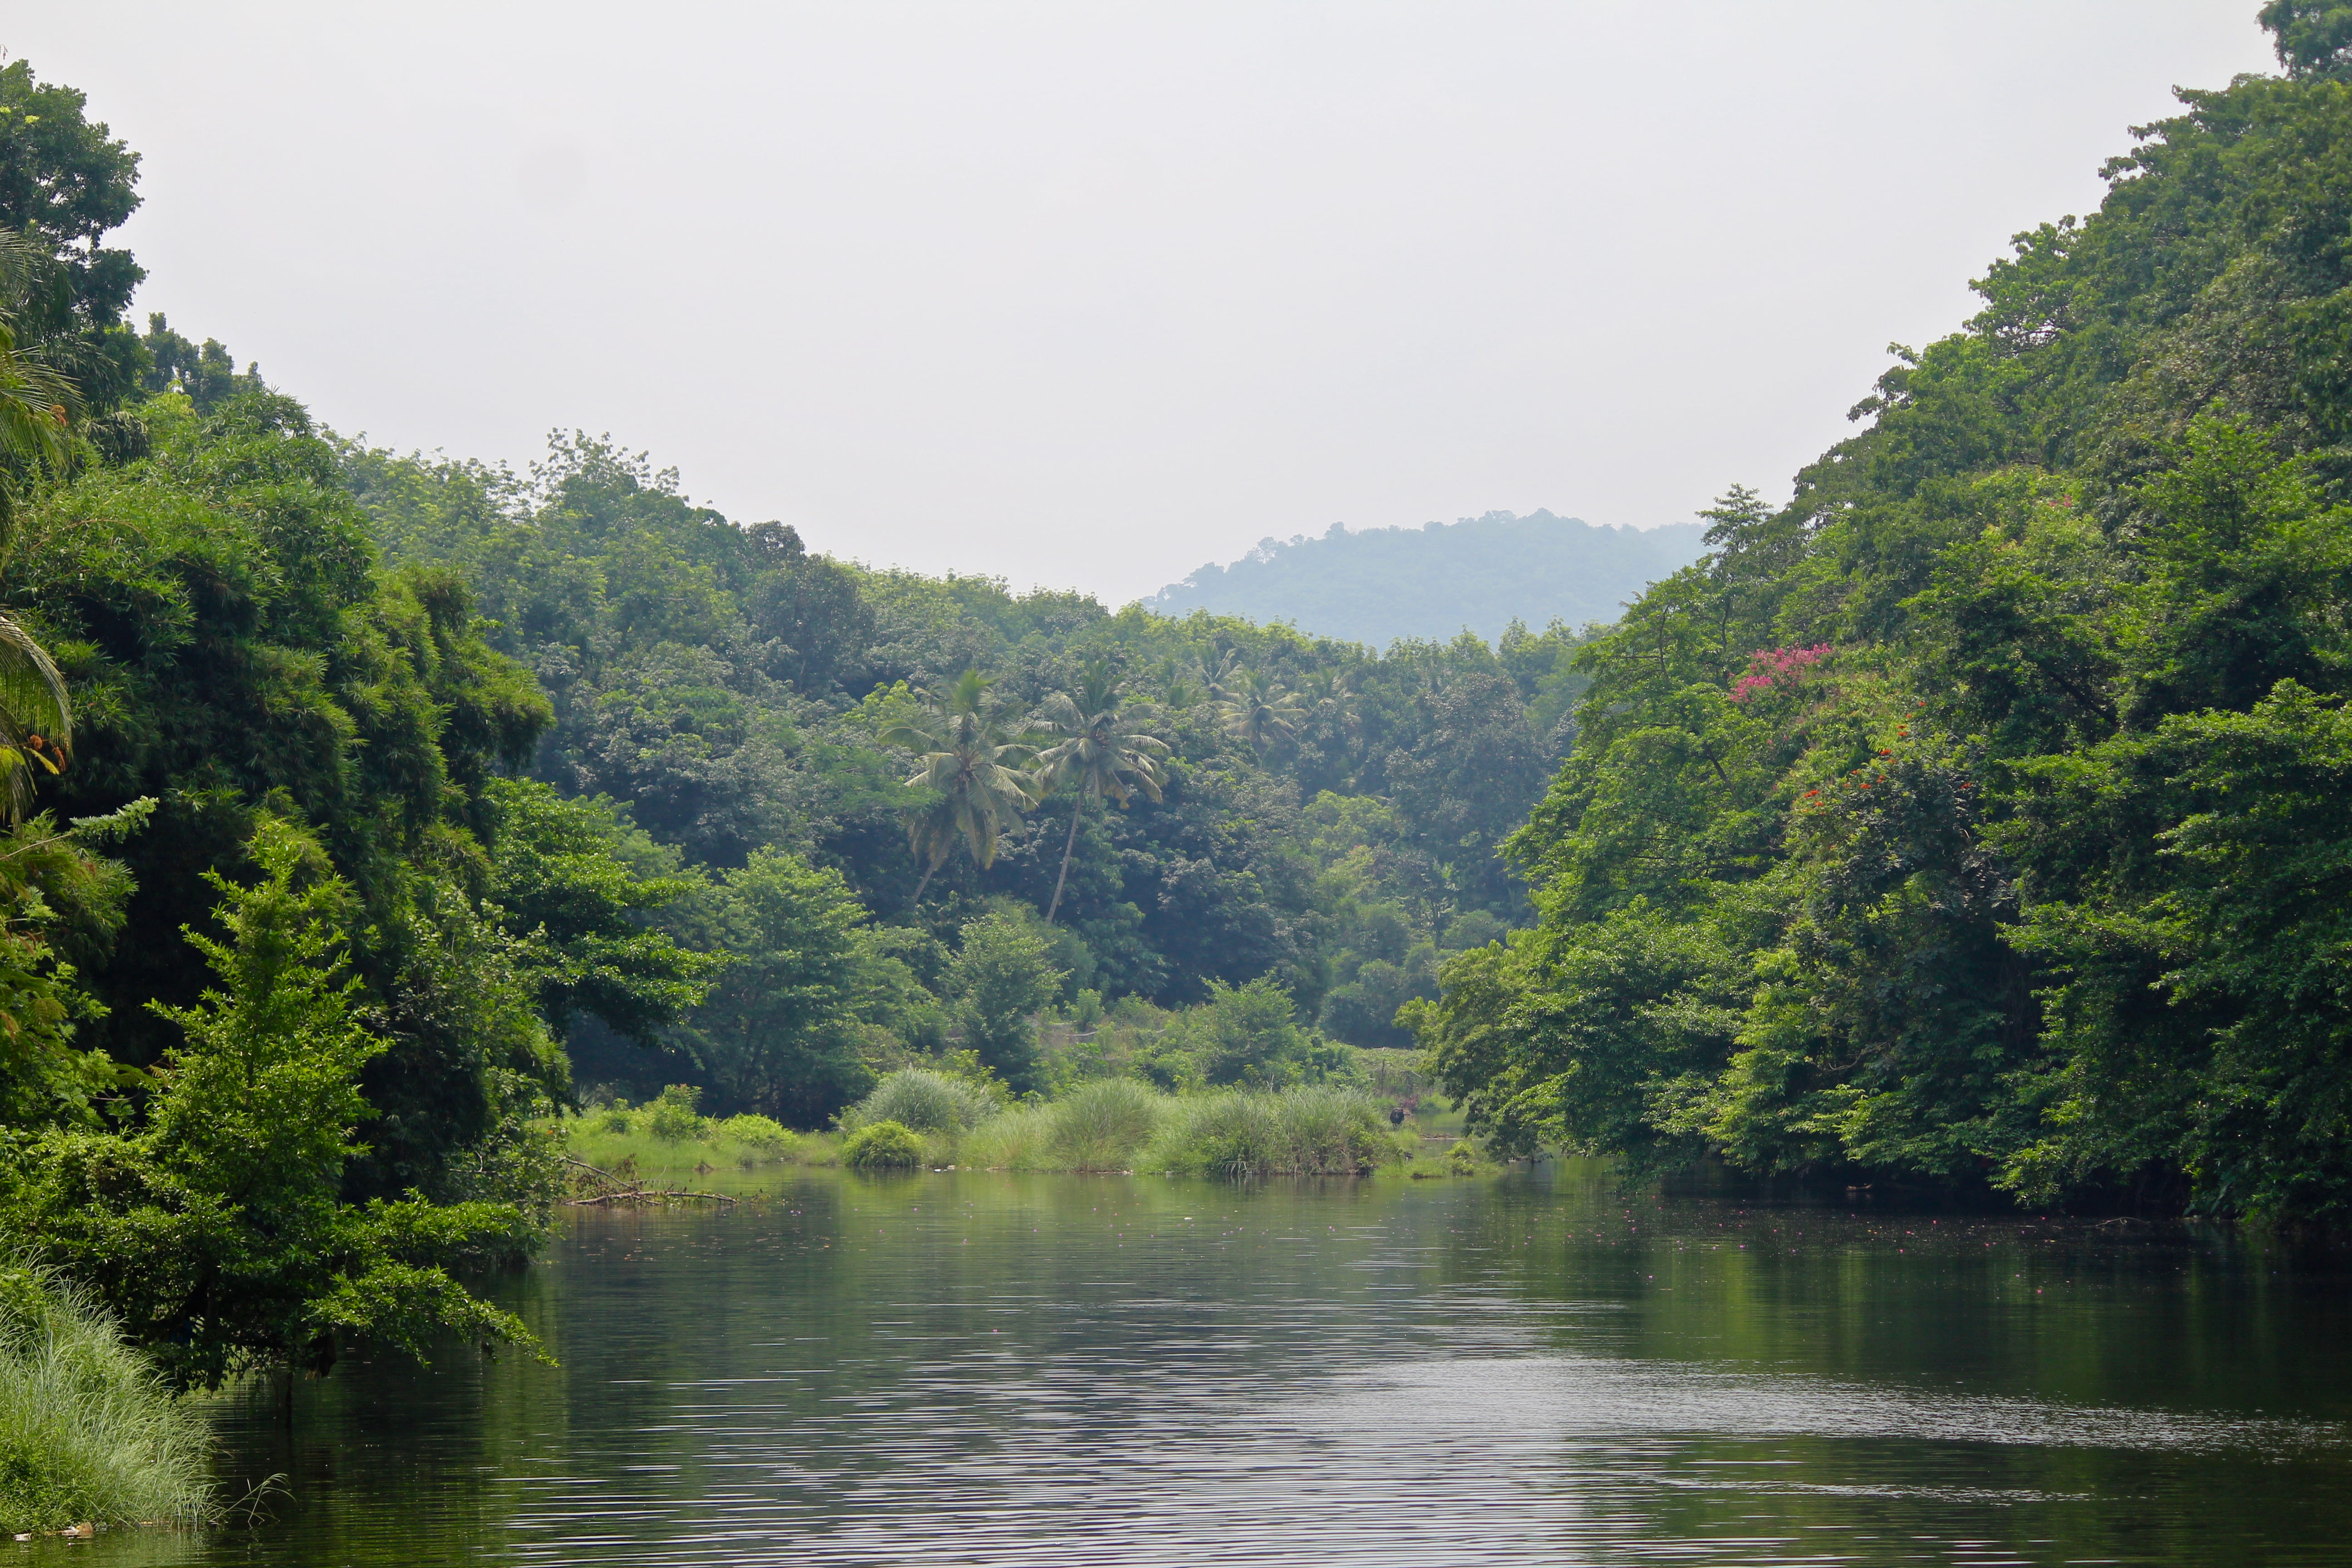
0, 1262, 215, 1534
848, 1069, 1000, 1134
1146, 1085, 1397, 1176
956, 1103, 1059, 1170
1046, 1077, 1166, 1170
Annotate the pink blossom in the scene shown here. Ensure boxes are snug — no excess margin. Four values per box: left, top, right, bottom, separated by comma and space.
1728, 643, 1832, 702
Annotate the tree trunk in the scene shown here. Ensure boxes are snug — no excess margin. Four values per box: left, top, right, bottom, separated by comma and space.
1046, 797, 1083, 924
911, 857, 940, 908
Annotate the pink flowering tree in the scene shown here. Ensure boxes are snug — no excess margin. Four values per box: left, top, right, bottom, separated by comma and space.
1729, 643, 1831, 702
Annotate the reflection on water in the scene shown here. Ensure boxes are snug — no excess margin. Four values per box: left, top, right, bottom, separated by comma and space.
45, 1165, 2352, 1567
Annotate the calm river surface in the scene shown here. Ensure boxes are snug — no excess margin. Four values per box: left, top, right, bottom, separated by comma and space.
46, 1164, 2352, 1567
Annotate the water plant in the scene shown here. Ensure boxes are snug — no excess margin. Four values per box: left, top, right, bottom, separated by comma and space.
0, 1261, 215, 1535
842, 1120, 926, 1169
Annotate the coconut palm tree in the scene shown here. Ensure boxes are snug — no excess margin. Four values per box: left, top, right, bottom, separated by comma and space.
880, 670, 1039, 905
0, 232, 75, 820
1031, 658, 1169, 923
1194, 643, 1244, 701
0, 232, 77, 480
1148, 655, 1202, 712
1217, 668, 1308, 754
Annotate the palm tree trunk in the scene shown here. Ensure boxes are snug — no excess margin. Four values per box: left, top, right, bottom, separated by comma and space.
1045, 797, 1083, 924
911, 857, 939, 908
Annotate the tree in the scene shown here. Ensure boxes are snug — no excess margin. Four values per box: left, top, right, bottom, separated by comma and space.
882, 670, 1039, 904
0, 61, 145, 410
946, 910, 1063, 1094
1217, 668, 1308, 753
480, 777, 722, 1044
0, 820, 541, 1388
2261, 1, 2352, 76
662, 849, 928, 1124
1030, 657, 1168, 923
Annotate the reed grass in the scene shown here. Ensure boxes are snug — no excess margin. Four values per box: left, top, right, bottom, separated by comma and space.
0, 1261, 216, 1535
955, 1103, 1059, 1170
938, 1081, 1403, 1176
561, 1117, 835, 1181
1143, 1085, 1399, 1176
1046, 1077, 1163, 1170
845, 1069, 1001, 1134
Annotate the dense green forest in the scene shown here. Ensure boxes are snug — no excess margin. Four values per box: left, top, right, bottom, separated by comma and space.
0, 51, 1594, 1394
1415, 3, 2352, 1224
3, 3, 2352, 1441
1146, 510, 1705, 646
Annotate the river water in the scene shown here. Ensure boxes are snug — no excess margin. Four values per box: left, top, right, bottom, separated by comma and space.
44, 1164, 2352, 1567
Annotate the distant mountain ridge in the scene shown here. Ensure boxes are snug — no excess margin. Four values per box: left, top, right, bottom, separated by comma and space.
1141, 510, 1708, 647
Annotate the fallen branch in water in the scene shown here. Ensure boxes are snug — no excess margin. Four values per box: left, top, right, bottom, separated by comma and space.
559, 1153, 735, 1207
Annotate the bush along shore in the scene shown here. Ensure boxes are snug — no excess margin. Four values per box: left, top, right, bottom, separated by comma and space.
835, 1068, 1426, 1176
0, 1262, 216, 1538
557, 1067, 1488, 1181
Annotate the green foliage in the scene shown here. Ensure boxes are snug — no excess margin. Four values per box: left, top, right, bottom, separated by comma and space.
841, 1118, 925, 1169
947, 909, 1066, 1094
0, 821, 541, 1388
1416, 55, 2352, 1221
851, 1068, 999, 1134
641, 1084, 706, 1142
0, 1259, 212, 1534
1179, 975, 1308, 1087
482, 777, 717, 1044
0, 62, 143, 410
1143, 1085, 1397, 1176
663, 848, 912, 1125
1044, 1076, 1162, 1170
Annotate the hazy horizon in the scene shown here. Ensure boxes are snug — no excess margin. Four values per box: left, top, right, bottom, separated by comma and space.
10, 3, 2279, 602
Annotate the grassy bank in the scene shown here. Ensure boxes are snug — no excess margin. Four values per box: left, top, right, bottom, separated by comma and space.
0, 1262, 215, 1536
559, 1087, 841, 1186
559, 1072, 1490, 1184
839, 1071, 1426, 1176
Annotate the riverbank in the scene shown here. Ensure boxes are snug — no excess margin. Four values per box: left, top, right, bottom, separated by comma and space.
0, 1262, 214, 1539
560, 1072, 1483, 1188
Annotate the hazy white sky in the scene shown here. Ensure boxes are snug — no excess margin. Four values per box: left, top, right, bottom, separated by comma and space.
9, 4, 2279, 603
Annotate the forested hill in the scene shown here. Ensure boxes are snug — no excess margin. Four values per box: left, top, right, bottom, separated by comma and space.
1415, 8, 2352, 1225
1144, 512, 1705, 646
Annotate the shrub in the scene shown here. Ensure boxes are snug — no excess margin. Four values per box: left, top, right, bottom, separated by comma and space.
643, 1085, 707, 1142
1047, 1078, 1166, 1170
853, 1068, 998, 1134
0, 1262, 215, 1534
1195, 976, 1306, 1085
841, 1120, 926, 1169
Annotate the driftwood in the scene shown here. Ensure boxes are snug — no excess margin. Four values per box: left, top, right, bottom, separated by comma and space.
560, 1153, 735, 1207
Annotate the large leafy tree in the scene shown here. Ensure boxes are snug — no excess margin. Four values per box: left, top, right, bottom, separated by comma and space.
0, 61, 144, 410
